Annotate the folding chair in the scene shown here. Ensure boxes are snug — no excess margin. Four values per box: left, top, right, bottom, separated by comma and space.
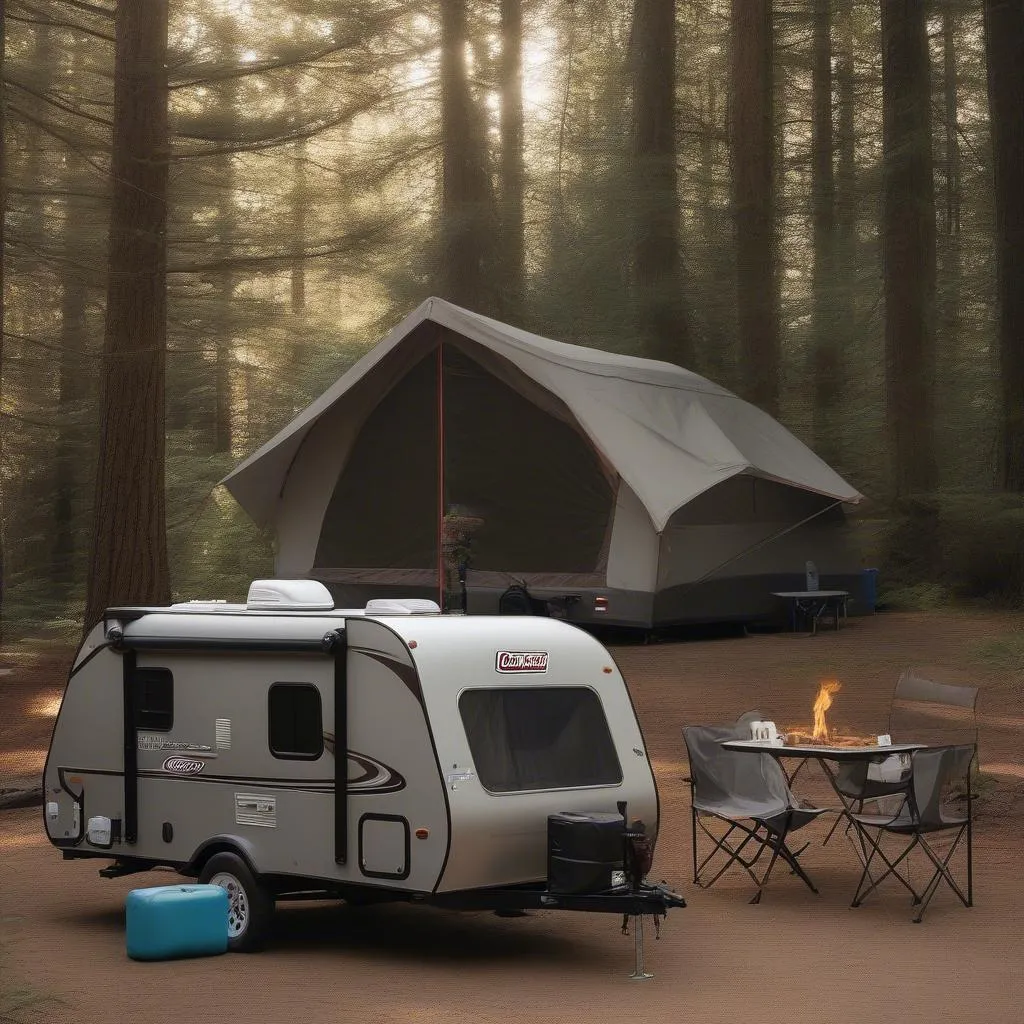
849, 744, 975, 923
822, 669, 979, 848
683, 721, 828, 904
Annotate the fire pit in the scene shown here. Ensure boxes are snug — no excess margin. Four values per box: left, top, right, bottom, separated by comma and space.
782, 679, 879, 747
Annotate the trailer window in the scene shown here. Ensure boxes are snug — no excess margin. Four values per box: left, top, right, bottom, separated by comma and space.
459, 687, 622, 793
269, 683, 324, 760
134, 668, 173, 731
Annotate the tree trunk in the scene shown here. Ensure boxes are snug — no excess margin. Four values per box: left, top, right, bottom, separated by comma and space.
811, 0, 840, 464
440, 0, 495, 311
880, 0, 940, 580
984, 0, 1024, 491
84, 0, 171, 628
23, 23, 53, 232
0, 0, 6, 643
52, 204, 90, 594
213, 40, 240, 457
938, 2, 962, 437
632, 0, 691, 366
499, 0, 525, 319
836, 0, 856, 283
881, 0, 938, 501
290, 73, 307, 318
731, 0, 780, 416
291, 143, 307, 315
214, 147, 235, 455
942, 3, 960, 238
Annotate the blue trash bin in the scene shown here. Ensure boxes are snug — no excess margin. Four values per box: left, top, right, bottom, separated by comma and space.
861, 568, 878, 612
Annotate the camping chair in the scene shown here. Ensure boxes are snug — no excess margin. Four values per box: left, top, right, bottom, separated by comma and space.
683, 720, 829, 904
849, 744, 975, 923
822, 670, 979, 848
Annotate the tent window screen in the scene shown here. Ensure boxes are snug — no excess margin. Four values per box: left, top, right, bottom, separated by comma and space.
268, 683, 324, 760
459, 687, 622, 793
134, 668, 173, 732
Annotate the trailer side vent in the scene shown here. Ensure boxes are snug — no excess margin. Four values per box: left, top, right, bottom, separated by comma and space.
246, 579, 334, 611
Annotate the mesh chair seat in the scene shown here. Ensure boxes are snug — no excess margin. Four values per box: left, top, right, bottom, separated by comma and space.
852, 810, 967, 834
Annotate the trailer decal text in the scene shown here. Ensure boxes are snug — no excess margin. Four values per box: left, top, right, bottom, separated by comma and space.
139, 735, 214, 754
162, 757, 205, 775
495, 651, 549, 673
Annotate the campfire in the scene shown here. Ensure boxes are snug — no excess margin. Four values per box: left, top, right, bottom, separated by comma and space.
783, 679, 877, 747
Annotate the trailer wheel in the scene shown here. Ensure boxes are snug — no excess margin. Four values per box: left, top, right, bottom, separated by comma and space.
199, 852, 274, 952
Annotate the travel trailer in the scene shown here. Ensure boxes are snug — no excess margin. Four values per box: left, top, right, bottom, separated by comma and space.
43, 580, 684, 970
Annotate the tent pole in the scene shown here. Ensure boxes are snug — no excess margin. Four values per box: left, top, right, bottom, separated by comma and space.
437, 340, 445, 611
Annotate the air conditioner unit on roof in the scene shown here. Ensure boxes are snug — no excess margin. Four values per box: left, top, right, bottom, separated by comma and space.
246, 579, 334, 611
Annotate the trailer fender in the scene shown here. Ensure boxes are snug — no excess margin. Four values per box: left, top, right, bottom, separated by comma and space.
185, 835, 262, 878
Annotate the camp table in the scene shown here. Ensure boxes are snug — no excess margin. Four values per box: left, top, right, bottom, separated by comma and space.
771, 590, 850, 634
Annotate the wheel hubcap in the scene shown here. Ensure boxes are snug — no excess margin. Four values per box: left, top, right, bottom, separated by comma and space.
210, 872, 249, 937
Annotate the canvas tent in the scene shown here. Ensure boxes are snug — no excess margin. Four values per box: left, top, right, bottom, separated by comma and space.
220, 297, 865, 629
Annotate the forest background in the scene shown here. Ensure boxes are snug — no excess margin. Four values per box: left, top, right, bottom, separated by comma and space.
0, 0, 1022, 644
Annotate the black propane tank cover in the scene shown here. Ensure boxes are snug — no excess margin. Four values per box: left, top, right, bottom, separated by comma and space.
547, 811, 625, 895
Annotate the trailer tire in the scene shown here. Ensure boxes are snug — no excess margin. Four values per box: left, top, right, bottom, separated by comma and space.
199, 852, 274, 952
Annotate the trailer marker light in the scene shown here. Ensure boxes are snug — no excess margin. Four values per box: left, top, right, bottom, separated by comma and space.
603, 666, 613, 674
594, 596, 609, 612
415, 828, 429, 840
409, 640, 418, 649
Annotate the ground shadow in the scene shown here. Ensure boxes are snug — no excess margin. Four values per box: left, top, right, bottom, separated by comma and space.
267, 901, 593, 964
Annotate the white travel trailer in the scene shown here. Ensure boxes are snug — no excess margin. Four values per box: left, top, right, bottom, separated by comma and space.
44, 580, 683, 971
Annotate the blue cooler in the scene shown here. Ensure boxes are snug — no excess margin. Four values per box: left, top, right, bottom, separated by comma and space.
126, 884, 229, 961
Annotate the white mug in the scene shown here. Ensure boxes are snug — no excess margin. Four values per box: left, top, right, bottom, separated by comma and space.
750, 721, 779, 744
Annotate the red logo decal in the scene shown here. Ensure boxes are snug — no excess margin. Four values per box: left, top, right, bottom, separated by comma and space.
496, 651, 549, 673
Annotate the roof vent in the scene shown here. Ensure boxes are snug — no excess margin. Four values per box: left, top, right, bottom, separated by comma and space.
246, 579, 334, 611
365, 598, 441, 616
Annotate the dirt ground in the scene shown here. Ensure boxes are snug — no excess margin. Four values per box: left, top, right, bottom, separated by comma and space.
2, 610, 1024, 1023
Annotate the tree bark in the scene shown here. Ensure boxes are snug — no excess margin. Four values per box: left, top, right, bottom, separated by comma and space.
937, 3, 962, 425
836, 0, 856, 277
84, 0, 171, 628
52, 199, 91, 593
499, 0, 525, 319
0, 0, 6, 643
942, 3, 960, 238
984, 0, 1024, 491
631, 0, 691, 366
731, 0, 780, 416
291, 142, 307, 315
214, 157, 235, 455
880, 0, 938, 499
440, 0, 495, 311
811, 0, 840, 464
213, 30, 240, 456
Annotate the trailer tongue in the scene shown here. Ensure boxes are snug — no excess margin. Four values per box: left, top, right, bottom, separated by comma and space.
430, 880, 686, 980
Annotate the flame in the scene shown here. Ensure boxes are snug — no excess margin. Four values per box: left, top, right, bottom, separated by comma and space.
812, 679, 842, 742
